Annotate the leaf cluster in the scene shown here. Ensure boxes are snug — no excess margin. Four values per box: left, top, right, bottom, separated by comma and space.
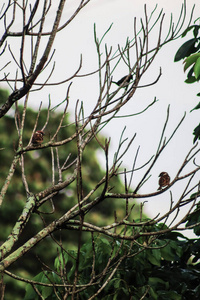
24, 226, 200, 300
174, 21, 200, 142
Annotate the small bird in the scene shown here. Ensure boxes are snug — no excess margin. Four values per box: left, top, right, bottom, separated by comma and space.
112, 74, 133, 87
32, 130, 45, 146
157, 172, 170, 190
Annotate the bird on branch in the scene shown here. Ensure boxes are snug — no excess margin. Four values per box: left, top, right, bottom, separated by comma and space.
157, 172, 170, 190
112, 74, 133, 87
32, 130, 45, 146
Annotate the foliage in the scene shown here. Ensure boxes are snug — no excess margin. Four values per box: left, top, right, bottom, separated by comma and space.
24, 226, 200, 300
174, 19, 200, 142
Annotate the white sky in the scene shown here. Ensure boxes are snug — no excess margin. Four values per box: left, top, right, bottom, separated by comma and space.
2, 0, 200, 236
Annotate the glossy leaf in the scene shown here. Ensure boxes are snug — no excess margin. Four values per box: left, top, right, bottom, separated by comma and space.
181, 25, 197, 37
183, 53, 200, 72
193, 25, 200, 38
194, 56, 200, 79
190, 102, 200, 112
193, 123, 200, 143
185, 76, 197, 84
187, 65, 195, 78
174, 39, 197, 62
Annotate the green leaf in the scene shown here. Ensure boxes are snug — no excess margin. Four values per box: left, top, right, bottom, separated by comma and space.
185, 76, 197, 84
24, 284, 38, 300
24, 272, 47, 299
54, 252, 68, 272
183, 53, 200, 72
158, 290, 181, 300
194, 56, 200, 79
149, 286, 158, 300
186, 207, 200, 234
194, 225, 200, 236
148, 277, 168, 288
67, 257, 76, 281
147, 249, 161, 266
193, 123, 200, 143
190, 191, 200, 199
52, 271, 62, 284
193, 25, 200, 38
181, 25, 197, 37
114, 278, 121, 289
42, 286, 53, 299
79, 247, 93, 270
159, 231, 186, 241
174, 39, 197, 62
187, 65, 194, 78
190, 102, 200, 112
160, 243, 176, 261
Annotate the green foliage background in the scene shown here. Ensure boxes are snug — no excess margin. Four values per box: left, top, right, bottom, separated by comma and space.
0, 89, 139, 299
24, 228, 200, 300
174, 21, 200, 142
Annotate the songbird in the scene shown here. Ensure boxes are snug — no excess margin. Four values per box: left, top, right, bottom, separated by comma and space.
112, 74, 133, 87
157, 172, 170, 190
32, 130, 45, 146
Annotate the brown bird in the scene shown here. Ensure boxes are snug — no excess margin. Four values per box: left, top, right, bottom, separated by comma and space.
112, 74, 133, 87
32, 130, 44, 146
157, 172, 170, 190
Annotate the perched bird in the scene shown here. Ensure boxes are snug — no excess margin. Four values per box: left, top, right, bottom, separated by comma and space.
32, 130, 44, 146
112, 74, 133, 87
157, 172, 170, 190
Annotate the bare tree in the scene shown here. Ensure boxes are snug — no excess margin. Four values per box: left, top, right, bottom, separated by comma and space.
0, 1, 199, 299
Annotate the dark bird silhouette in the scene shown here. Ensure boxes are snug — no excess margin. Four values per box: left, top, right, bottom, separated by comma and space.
32, 130, 45, 146
157, 172, 170, 190
112, 74, 133, 87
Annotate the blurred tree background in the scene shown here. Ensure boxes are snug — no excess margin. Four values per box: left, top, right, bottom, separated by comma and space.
0, 88, 140, 299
